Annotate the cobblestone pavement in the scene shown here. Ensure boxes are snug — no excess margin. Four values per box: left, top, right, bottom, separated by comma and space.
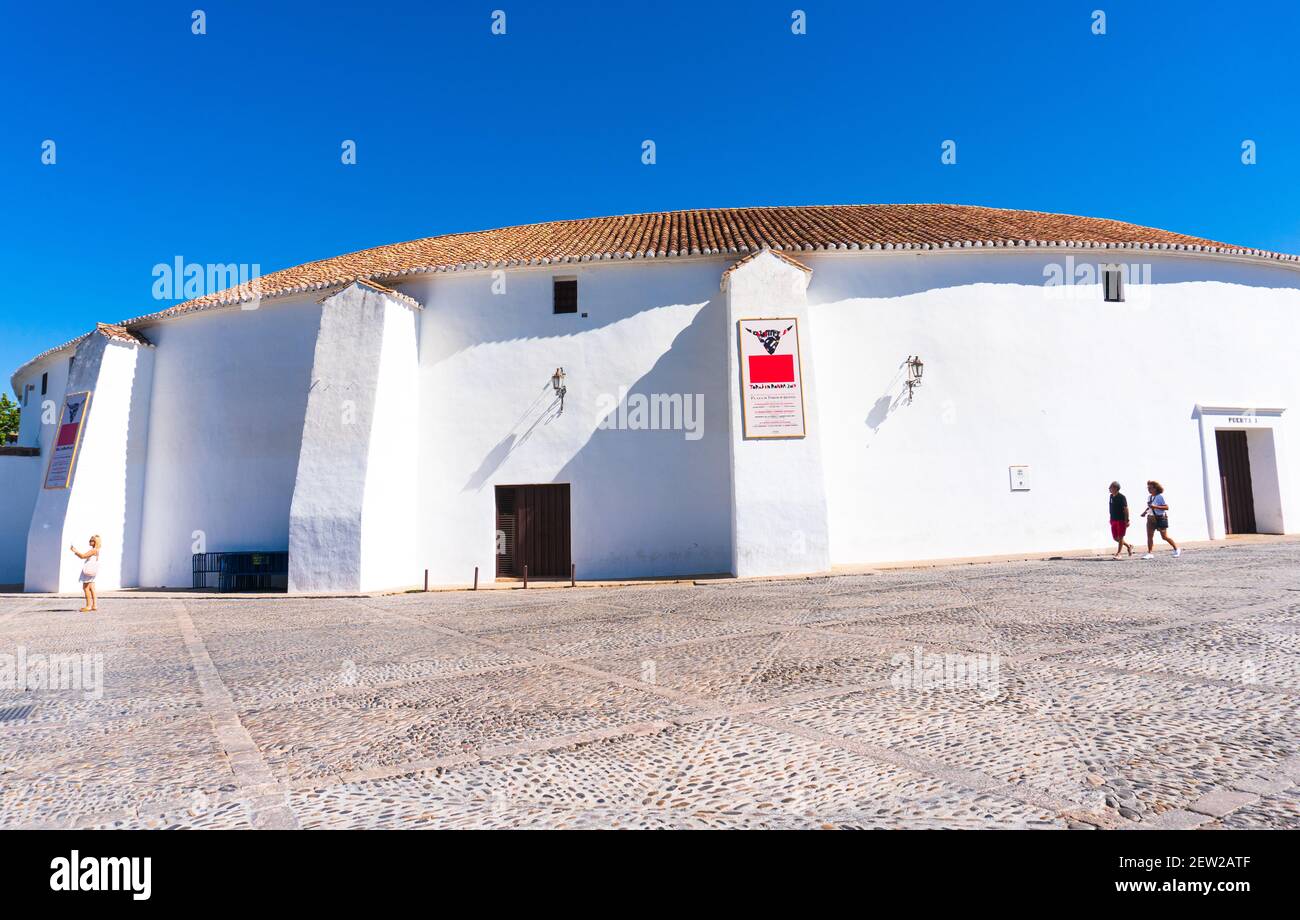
1, 542, 1297, 829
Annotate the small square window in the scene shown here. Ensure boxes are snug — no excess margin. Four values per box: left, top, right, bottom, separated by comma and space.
1103, 267, 1124, 302
41, 372, 47, 395
553, 278, 577, 314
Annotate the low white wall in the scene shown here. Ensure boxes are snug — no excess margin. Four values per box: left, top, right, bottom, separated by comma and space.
7, 350, 70, 590
808, 250, 1300, 564
136, 299, 319, 587
0, 455, 41, 586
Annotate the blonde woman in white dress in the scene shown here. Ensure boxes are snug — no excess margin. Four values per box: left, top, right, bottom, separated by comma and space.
69, 535, 101, 612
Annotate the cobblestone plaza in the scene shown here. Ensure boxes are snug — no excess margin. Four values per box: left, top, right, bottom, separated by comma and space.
1, 542, 1297, 829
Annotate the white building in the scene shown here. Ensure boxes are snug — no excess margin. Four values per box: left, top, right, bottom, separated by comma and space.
4, 204, 1298, 594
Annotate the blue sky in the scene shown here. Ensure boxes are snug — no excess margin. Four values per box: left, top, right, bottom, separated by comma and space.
3, 0, 1298, 381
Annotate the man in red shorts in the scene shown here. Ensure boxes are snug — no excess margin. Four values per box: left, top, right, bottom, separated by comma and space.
1109, 481, 1133, 558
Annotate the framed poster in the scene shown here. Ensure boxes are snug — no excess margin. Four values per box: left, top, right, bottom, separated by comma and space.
44, 390, 92, 490
738, 317, 806, 438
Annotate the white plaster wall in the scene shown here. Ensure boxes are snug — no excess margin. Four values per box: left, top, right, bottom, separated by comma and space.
1, 353, 69, 589
409, 260, 733, 584
1247, 428, 1285, 533
1, 353, 68, 588
724, 253, 831, 577
118, 341, 154, 588
807, 250, 1300, 564
25, 334, 152, 592
288, 285, 420, 593
287, 289, 380, 592
137, 299, 318, 587
13, 242, 1300, 591
14, 351, 72, 452
0, 456, 41, 586
358, 298, 420, 591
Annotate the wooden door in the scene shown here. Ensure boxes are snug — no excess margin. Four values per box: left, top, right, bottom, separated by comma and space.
1216, 430, 1257, 534
496, 484, 570, 577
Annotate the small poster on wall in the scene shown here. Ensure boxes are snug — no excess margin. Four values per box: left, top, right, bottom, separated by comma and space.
738, 318, 806, 438
44, 391, 92, 490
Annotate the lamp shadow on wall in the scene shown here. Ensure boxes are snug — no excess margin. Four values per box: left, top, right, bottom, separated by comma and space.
462, 383, 562, 492
864, 364, 909, 438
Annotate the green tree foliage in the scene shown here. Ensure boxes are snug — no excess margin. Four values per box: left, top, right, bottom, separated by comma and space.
0, 393, 20, 444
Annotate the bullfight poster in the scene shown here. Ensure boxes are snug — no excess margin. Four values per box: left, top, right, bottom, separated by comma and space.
737, 318, 806, 438
44, 390, 92, 490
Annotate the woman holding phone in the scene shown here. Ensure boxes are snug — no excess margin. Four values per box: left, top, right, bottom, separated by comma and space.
69, 535, 101, 611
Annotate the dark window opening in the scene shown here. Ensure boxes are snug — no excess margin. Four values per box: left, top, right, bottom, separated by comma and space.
1103, 268, 1124, 302
553, 278, 577, 314
40, 373, 47, 395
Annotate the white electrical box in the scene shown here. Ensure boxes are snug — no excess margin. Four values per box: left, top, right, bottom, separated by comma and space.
1009, 465, 1030, 491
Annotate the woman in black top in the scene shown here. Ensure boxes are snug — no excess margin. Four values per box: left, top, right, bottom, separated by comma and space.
1108, 482, 1133, 558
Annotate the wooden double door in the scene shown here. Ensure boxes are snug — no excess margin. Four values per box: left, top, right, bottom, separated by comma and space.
495, 484, 571, 578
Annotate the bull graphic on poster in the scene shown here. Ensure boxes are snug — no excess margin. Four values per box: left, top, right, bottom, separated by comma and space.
747, 324, 793, 355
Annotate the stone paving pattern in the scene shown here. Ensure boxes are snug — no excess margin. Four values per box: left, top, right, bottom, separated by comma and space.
1, 542, 1297, 829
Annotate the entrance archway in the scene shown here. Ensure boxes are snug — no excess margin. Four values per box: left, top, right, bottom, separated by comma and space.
1197, 406, 1287, 538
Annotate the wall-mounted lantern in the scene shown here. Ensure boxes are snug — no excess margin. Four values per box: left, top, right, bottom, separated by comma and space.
905, 355, 924, 401
552, 367, 567, 414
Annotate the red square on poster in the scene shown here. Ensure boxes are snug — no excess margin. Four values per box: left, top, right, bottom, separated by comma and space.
748, 354, 794, 383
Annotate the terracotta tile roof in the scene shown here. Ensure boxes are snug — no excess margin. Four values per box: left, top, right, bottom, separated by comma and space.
116, 204, 1295, 326
96, 323, 153, 347
12, 204, 1298, 391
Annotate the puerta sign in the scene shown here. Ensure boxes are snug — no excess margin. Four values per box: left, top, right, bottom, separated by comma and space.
44, 391, 92, 490
737, 318, 806, 438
